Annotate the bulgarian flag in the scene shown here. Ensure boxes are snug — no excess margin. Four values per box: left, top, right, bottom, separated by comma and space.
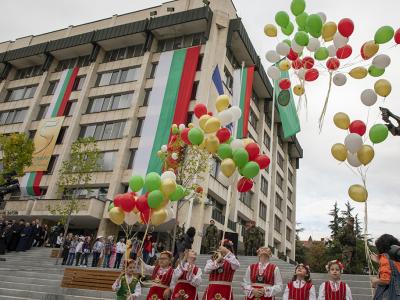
20, 67, 79, 196
131, 46, 200, 179
232, 66, 255, 138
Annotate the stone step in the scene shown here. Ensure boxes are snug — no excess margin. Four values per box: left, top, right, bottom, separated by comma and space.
0, 288, 114, 300
0, 275, 60, 286
0, 269, 64, 279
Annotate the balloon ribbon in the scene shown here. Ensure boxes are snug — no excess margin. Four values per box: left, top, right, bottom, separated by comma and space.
318, 72, 333, 132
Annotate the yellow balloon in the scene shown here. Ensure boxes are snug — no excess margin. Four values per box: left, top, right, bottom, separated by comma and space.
362, 40, 379, 59
293, 85, 305, 96
349, 67, 368, 79
331, 143, 347, 162
160, 178, 177, 196
205, 135, 220, 154
150, 209, 167, 226
199, 114, 211, 130
279, 60, 291, 71
322, 22, 337, 42
221, 158, 236, 178
216, 95, 230, 112
374, 79, 392, 97
333, 112, 350, 130
109, 207, 125, 225
348, 184, 368, 202
242, 138, 254, 147
204, 117, 221, 133
264, 24, 277, 37
357, 145, 374, 165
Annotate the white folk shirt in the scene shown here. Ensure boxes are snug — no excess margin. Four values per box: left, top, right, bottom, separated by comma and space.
282, 280, 317, 300
139, 261, 171, 277
242, 262, 283, 298
112, 274, 141, 299
203, 252, 240, 273
317, 281, 353, 300
170, 262, 203, 291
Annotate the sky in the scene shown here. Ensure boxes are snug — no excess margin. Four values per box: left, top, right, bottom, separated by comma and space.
1, 0, 399, 241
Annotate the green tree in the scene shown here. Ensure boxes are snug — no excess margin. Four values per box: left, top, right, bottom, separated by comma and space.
295, 223, 306, 263
340, 201, 354, 227
328, 201, 343, 239
354, 214, 363, 239
305, 241, 330, 272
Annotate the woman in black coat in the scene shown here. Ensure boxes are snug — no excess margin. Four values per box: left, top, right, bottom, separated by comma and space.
8, 220, 24, 251
16, 223, 32, 252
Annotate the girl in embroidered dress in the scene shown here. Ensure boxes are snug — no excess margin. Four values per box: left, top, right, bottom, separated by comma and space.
112, 259, 141, 300
283, 264, 316, 300
170, 249, 202, 300
242, 247, 283, 300
318, 260, 353, 300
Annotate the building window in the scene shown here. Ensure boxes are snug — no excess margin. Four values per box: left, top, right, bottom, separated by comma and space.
56, 127, 67, 144
103, 44, 144, 63
36, 105, 49, 120
239, 192, 253, 209
80, 121, 126, 141
261, 176, 268, 196
46, 81, 59, 96
134, 118, 144, 137
275, 193, 283, 211
288, 170, 294, 185
226, 48, 239, 69
274, 215, 282, 233
14, 65, 43, 80
65, 187, 108, 200
95, 67, 139, 87
98, 151, 117, 171
185, 112, 194, 126
210, 195, 224, 224
87, 93, 133, 113
224, 67, 233, 92
28, 130, 36, 139
148, 62, 158, 79
251, 91, 261, 111
197, 54, 203, 71
5, 85, 37, 101
0, 108, 28, 125
142, 89, 152, 106
287, 188, 293, 203
277, 153, 284, 169
63, 101, 77, 117
210, 159, 221, 178
72, 76, 85, 91
259, 201, 267, 220
287, 206, 292, 221
276, 173, 283, 190
263, 131, 270, 150
127, 149, 137, 169
44, 155, 58, 175
191, 81, 199, 100
55, 55, 90, 72
286, 227, 292, 242
157, 32, 205, 52
249, 108, 258, 130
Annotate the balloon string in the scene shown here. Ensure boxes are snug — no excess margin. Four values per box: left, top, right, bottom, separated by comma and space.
318, 72, 333, 132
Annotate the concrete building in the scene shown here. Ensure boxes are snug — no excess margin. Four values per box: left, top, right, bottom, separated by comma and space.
0, 0, 302, 260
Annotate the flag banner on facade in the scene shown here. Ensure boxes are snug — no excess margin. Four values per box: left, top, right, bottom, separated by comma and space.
131, 46, 200, 180
20, 67, 79, 196
232, 66, 254, 139
212, 65, 224, 96
274, 71, 301, 138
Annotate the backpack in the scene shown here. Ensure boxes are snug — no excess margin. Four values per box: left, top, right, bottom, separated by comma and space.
374, 255, 400, 300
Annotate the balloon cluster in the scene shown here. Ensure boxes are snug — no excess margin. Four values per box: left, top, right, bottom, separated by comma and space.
331, 112, 389, 203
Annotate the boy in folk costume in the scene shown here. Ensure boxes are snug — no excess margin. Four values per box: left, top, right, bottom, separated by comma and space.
317, 260, 353, 300
112, 259, 141, 300
283, 264, 316, 300
242, 247, 283, 300
203, 239, 240, 300
170, 249, 202, 300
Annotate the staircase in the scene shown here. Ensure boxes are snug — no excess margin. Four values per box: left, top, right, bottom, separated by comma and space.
0, 248, 373, 300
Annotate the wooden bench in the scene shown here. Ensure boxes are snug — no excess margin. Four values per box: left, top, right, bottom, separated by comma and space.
61, 268, 120, 291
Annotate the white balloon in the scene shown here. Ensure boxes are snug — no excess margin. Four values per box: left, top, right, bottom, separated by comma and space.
333, 73, 347, 86
124, 212, 139, 225
317, 12, 327, 23
372, 54, 391, 69
171, 153, 178, 160
267, 66, 281, 80
178, 124, 186, 131
161, 145, 168, 152
360, 89, 378, 106
328, 45, 337, 57
307, 38, 321, 52
298, 68, 306, 80
265, 50, 280, 63
217, 110, 233, 126
347, 152, 362, 167
161, 171, 176, 181
229, 106, 242, 121
344, 133, 363, 153
276, 42, 291, 56
231, 139, 244, 150
291, 39, 304, 54
333, 32, 348, 48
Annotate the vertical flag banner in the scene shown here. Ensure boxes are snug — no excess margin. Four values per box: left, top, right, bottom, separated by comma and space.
212, 65, 224, 96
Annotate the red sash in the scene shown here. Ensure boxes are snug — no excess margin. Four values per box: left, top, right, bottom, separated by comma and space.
246, 263, 276, 300
288, 281, 313, 300
146, 266, 173, 300
172, 266, 199, 300
324, 281, 346, 300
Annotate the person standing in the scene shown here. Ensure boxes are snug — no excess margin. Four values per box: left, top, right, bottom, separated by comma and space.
339, 217, 356, 274
0, 216, 6, 255
56, 233, 64, 248
112, 259, 141, 300
109, 240, 117, 268
103, 236, 113, 268
16, 222, 32, 252
317, 260, 353, 300
114, 238, 126, 269
204, 220, 219, 253
67, 235, 78, 265
143, 235, 153, 264
245, 221, 262, 256
62, 233, 73, 265
283, 264, 316, 300
8, 219, 24, 251
75, 236, 84, 266
28, 220, 36, 249
80, 236, 91, 267
32, 219, 42, 247
92, 237, 105, 267
41, 224, 49, 247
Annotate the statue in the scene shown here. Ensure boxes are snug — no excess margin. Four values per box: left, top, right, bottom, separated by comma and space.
380, 107, 400, 136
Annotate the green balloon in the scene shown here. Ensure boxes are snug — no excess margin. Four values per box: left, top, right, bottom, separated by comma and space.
217, 143, 233, 160
145, 172, 161, 192
314, 47, 329, 61
374, 26, 394, 44
290, 0, 306, 16
278, 90, 291, 106
369, 124, 389, 144
294, 31, 309, 46
108, 203, 114, 212
241, 161, 260, 179
281, 22, 294, 36
129, 175, 144, 192
170, 185, 184, 202
147, 190, 164, 209
283, 39, 292, 47
188, 128, 204, 145
368, 65, 385, 77
306, 14, 322, 38
226, 136, 234, 144
295, 12, 308, 28
232, 148, 249, 168
275, 11, 290, 28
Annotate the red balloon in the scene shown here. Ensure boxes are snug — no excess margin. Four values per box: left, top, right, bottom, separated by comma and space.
395, 28, 400, 44
237, 177, 253, 193
136, 193, 150, 213
336, 45, 352, 59
216, 128, 231, 144
113, 194, 125, 208
304, 68, 319, 81
245, 143, 260, 161
302, 56, 314, 69
338, 18, 354, 38
326, 58, 340, 70
120, 193, 136, 213
254, 154, 271, 170
180, 128, 191, 145
287, 48, 299, 61
193, 103, 207, 119
292, 58, 303, 70
207, 112, 213, 116
349, 120, 366, 136
279, 79, 291, 90
140, 210, 151, 224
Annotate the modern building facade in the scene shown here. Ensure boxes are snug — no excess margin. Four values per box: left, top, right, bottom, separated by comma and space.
0, 0, 302, 260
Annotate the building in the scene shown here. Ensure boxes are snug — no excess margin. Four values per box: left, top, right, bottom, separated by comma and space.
0, 0, 302, 260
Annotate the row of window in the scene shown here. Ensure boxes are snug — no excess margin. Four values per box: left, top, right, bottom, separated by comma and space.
79, 120, 126, 141
55, 55, 91, 72
14, 65, 43, 80
103, 44, 144, 63
5, 85, 37, 102
95, 67, 139, 87
0, 108, 27, 125
36, 101, 76, 121
86, 93, 133, 113
157, 32, 205, 52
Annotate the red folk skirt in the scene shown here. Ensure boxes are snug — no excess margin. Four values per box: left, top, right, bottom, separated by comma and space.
245, 284, 273, 300
202, 282, 233, 300
172, 280, 199, 300
146, 285, 169, 300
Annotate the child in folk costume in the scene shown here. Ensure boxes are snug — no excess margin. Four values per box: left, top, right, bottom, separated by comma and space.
171, 249, 202, 300
317, 260, 353, 300
242, 247, 283, 300
203, 239, 240, 300
112, 259, 141, 300
283, 264, 316, 300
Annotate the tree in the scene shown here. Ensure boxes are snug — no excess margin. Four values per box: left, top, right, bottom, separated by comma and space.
47, 137, 100, 264
354, 214, 363, 239
295, 223, 306, 263
305, 241, 330, 272
340, 201, 354, 227
328, 202, 343, 239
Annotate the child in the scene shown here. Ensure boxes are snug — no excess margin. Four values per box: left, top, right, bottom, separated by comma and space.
112, 259, 141, 300
283, 264, 316, 300
318, 260, 352, 300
